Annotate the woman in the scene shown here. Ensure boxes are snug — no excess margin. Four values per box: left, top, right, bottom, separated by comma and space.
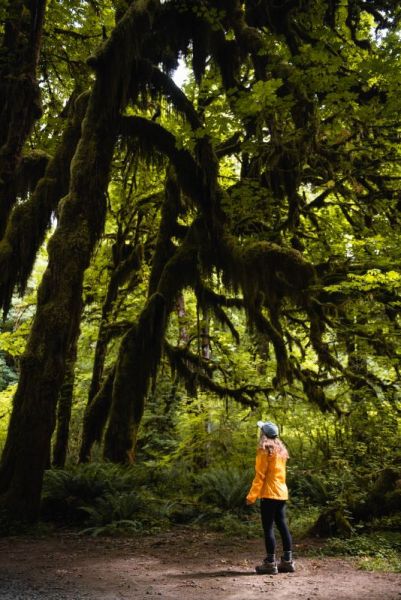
246, 420, 295, 574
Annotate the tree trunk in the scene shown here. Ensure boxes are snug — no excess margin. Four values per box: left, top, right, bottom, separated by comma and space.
103, 231, 198, 463
52, 339, 78, 468
87, 243, 142, 405
79, 239, 142, 462
0, 0, 159, 521
79, 366, 116, 463
0, 0, 46, 235
102, 169, 190, 463
0, 106, 116, 521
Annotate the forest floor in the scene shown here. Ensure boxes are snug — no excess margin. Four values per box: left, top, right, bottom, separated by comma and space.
1, 526, 401, 600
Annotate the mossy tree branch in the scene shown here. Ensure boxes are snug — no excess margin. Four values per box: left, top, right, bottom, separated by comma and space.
0, 91, 90, 316
165, 341, 271, 408
0, 0, 161, 521
0, 0, 47, 235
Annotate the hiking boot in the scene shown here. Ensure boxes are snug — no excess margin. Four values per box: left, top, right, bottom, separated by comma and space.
278, 558, 295, 573
255, 559, 278, 575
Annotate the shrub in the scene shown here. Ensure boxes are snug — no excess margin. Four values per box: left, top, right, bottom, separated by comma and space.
195, 467, 254, 512
41, 463, 159, 524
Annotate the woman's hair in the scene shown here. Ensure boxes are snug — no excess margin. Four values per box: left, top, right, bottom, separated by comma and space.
259, 432, 289, 458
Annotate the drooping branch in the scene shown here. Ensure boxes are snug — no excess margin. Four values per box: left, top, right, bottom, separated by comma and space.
0, 91, 90, 316
134, 60, 202, 130
119, 116, 205, 208
165, 342, 270, 408
0, 0, 47, 235
194, 281, 243, 345
14, 151, 50, 199
120, 114, 329, 388
0, 0, 161, 521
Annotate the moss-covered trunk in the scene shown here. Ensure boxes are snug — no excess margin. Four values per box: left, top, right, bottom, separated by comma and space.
0, 0, 159, 521
52, 339, 78, 468
102, 170, 189, 462
0, 91, 89, 315
79, 366, 117, 463
0, 99, 117, 521
79, 242, 141, 462
0, 0, 46, 235
103, 228, 198, 463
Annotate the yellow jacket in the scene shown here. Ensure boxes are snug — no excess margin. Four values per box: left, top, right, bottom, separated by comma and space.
246, 448, 288, 503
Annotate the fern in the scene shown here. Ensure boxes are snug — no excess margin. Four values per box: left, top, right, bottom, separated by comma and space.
196, 467, 254, 512
81, 519, 144, 537
80, 491, 148, 526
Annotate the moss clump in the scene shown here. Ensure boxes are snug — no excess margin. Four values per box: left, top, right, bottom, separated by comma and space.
309, 506, 353, 538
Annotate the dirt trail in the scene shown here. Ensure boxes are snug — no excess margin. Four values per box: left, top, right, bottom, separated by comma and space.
0, 528, 400, 600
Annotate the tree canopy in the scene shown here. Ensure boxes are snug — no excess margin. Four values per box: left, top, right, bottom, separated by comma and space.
0, 0, 401, 523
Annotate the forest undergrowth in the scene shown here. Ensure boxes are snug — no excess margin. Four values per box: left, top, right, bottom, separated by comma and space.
1, 452, 399, 573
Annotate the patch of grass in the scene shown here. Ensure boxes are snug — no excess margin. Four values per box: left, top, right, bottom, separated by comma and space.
357, 553, 401, 573
310, 532, 401, 573
206, 511, 261, 538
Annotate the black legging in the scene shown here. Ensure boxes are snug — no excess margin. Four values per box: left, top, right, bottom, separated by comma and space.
260, 498, 292, 555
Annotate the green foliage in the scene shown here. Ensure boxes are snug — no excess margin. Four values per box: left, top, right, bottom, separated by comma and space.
41, 463, 152, 523
0, 383, 14, 449
196, 467, 254, 513
206, 512, 261, 538
80, 490, 158, 536
324, 269, 401, 294
287, 505, 321, 540
0, 354, 18, 391
2, 0, 401, 549
288, 471, 329, 506
318, 533, 401, 573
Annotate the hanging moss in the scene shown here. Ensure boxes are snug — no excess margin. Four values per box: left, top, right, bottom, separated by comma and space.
0, 0, 162, 521
194, 281, 242, 344
0, 91, 90, 316
299, 369, 342, 416
165, 342, 269, 408
247, 305, 291, 384
192, 18, 211, 84
148, 168, 184, 295
119, 115, 208, 210
210, 30, 241, 91
216, 233, 316, 314
0, 0, 46, 236
15, 151, 50, 198
146, 63, 201, 129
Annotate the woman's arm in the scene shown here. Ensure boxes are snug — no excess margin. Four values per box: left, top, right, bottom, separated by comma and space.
246, 449, 269, 503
